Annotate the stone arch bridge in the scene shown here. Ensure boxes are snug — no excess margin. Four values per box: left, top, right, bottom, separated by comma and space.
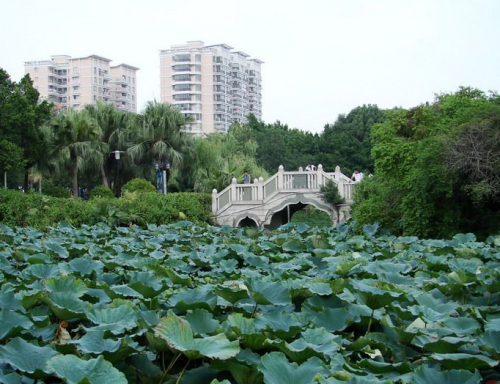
211, 165, 354, 229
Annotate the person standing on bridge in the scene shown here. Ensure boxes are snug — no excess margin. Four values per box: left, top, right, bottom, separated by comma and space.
243, 170, 251, 184
351, 168, 364, 183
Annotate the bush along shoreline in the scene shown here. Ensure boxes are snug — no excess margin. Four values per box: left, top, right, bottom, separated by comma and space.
0, 188, 212, 229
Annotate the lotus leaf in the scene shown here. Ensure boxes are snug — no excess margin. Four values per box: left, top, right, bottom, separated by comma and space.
47, 354, 127, 384
154, 310, 239, 360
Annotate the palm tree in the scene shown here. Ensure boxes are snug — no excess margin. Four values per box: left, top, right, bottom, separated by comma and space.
47, 109, 102, 197
85, 102, 130, 188
127, 101, 192, 179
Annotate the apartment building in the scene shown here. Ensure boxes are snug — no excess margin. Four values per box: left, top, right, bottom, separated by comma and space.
24, 55, 139, 112
160, 41, 263, 135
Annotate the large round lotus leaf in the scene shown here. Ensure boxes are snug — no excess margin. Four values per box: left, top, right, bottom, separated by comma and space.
0, 309, 33, 340
0, 337, 58, 373
22, 264, 60, 279
214, 283, 250, 303
257, 352, 326, 384
486, 318, 500, 332
185, 309, 220, 335
305, 282, 332, 296
479, 331, 500, 354
247, 279, 291, 306
70, 330, 122, 354
442, 317, 481, 335
282, 239, 306, 252
68, 257, 103, 276
168, 287, 218, 311
411, 365, 481, 384
45, 292, 89, 319
45, 240, 69, 258
430, 353, 498, 370
87, 305, 138, 335
47, 354, 127, 384
110, 284, 144, 298
154, 310, 239, 360
44, 275, 87, 297
282, 327, 340, 360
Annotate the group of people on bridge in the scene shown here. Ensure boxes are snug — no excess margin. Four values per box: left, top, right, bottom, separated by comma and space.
241, 166, 365, 185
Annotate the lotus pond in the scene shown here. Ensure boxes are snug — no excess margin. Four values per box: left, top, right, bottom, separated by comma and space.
0, 222, 499, 383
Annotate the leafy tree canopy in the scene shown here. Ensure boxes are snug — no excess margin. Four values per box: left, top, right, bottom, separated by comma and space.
352, 87, 500, 238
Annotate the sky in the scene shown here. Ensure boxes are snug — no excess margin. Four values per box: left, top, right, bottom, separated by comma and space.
1, 0, 500, 133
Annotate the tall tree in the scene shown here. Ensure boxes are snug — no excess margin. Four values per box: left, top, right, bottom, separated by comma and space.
127, 101, 191, 177
85, 102, 130, 187
317, 104, 386, 174
352, 88, 500, 238
0, 139, 25, 188
47, 109, 102, 197
0, 70, 52, 190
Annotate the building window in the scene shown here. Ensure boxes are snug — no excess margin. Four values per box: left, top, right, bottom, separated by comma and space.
173, 94, 191, 101
173, 84, 191, 91
73, 67, 79, 74
173, 54, 190, 62
172, 74, 190, 82
173, 64, 191, 72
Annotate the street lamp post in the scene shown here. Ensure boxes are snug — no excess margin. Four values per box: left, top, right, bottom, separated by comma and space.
111, 150, 124, 197
154, 160, 170, 195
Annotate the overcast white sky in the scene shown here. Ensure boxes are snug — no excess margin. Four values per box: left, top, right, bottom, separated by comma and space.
1, 0, 499, 133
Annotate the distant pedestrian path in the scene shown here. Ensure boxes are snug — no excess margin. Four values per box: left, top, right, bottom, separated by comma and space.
212, 165, 354, 228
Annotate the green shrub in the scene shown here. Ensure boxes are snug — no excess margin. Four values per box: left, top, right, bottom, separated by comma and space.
0, 189, 95, 229
121, 178, 156, 194
320, 180, 345, 206
90, 185, 114, 199
43, 186, 71, 198
0, 188, 211, 229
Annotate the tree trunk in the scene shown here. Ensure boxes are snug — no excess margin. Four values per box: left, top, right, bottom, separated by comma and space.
24, 170, 29, 192
3, 171, 6, 188
71, 152, 79, 198
100, 163, 109, 188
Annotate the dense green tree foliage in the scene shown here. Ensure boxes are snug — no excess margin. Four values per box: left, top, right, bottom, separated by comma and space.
188, 130, 268, 193
0, 139, 24, 188
317, 104, 386, 174
0, 69, 52, 190
231, 115, 320, 173
46, 109, 103, 197
233, 107, 384, 175
352, 87, 500, 238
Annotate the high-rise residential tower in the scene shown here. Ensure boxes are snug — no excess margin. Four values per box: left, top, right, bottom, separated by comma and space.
24, 55, 139, 112
160, 41, 263, 135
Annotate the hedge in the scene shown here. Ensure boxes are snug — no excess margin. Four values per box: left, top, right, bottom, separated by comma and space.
0, 189, 212, 229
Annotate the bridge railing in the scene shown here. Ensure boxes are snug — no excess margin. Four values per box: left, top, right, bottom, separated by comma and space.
212, 164, 354, 214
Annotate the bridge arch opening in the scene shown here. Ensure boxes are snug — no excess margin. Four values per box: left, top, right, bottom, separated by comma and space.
291, 205, 332, 227
236, 217, 259, 228
264, 203, 332, 230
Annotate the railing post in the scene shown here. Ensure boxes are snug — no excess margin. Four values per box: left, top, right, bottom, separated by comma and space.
335, 165, 341, 181
257, 176, 264, 200
278, 165, 284, 190
212, 189, 218, 213
317, 164, 324, 187
231, 177, 237, 201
